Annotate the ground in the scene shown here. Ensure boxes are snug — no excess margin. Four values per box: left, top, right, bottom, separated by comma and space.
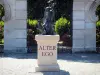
0, 53, 100, 75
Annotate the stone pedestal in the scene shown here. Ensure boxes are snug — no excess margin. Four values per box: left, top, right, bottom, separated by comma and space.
35, 35, 60, 72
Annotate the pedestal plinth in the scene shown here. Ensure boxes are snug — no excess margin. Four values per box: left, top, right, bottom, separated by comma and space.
35, 35, 60, 72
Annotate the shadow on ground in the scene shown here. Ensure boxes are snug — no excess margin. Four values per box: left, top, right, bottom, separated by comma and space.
29, 70, 70, 75
58, 53, 100, 63
0, 53, 3, 57
1, 53, 100, 63
1, 53, 37, 59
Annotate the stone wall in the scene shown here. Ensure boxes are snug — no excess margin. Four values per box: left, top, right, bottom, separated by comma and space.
72, 0, 100, 52
4, 0, 27, 53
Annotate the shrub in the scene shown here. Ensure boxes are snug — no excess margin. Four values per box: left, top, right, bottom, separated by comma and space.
0, 39, 4, 44
27, 19, 38, 27
0, 4, 5, 19
54, 17, 70, 35
0, 21, 4, 27
27, 19, 40, 35
96, 5, 100, 46
96, 21, 100, 27
0, 21, 4, 44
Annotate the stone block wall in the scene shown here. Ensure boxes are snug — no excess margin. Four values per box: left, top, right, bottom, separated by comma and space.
4, 0, 27, 53
72, 0, 97, 52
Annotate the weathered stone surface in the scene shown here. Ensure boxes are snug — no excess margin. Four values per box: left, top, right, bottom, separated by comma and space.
73, 21, 85, 29
73, 2, 84, 10
16, 0, 27, 10
73, 30, 84, 39
15, 10, 27, 19
3, 0, 27, 53
73, 39, 85, 49
35, 35, 60, 72
73, 0, 97, 52
73, 11, 85, 20
4, 20, 27, 29
4, 38, 26, 48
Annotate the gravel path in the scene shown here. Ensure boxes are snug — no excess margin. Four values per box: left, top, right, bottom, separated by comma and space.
0, 53, 100, 75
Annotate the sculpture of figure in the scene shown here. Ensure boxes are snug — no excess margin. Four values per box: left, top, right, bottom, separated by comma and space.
42, 0, 56, 35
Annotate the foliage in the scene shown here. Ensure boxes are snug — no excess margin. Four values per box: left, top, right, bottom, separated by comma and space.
27, 0, 48, 19
55, 17, 70, 35
55, 0, 73, 20
27, 0, 73, 35
27, 0, 73, 48
96, 5, 100, 19
0, 4, 4, 44
0, 21, 4, 27
27, 19, 38, 27
0, 21, 4, 44
0, 39, 4, 44
96, 5, 100, 27
27, 19, 41, 35
27, 0, 73, 20
96, 21, 100, 27
0, 4, 5, 20
96, 33, 100, 46
96, 5, 100, 46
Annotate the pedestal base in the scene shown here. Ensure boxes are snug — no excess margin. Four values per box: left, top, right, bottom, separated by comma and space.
35, 64, 60, 72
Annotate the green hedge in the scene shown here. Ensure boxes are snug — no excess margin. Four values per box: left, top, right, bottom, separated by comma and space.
96, 21, 100, 27
55, 17, 70, 35
27, 19, 38, 27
